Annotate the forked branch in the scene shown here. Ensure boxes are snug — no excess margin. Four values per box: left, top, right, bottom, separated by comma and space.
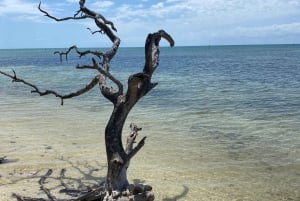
38, 2, 87, 21
126, 123, 147, 160
39, 0, 119, 62
54, 45, 105, 61
125, 30, 174, 103
39, 0, 121, 104
1, 0, 123, 105
144, 30, 174, 76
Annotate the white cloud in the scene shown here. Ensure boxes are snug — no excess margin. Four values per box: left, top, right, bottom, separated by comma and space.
0, 0, 69, 23
151, 2, 164, 9
0, 0, 38, 16
2, 0, 300, 47
91, 1, 114, 12
66, 0, 80, 3
234, 23, 300, 37
106, 0, 300, 45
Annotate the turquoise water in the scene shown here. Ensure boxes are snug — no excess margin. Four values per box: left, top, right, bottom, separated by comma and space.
0, 45, 300, 200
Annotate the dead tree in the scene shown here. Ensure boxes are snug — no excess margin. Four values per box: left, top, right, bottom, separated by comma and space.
0, 0, 174, 200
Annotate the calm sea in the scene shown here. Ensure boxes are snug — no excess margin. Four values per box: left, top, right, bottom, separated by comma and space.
0, 45, 300, 201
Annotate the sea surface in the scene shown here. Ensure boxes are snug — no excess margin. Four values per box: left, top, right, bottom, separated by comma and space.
0, 45, 300, 201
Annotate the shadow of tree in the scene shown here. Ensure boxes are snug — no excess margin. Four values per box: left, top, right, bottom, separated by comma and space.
162, 185, 189, 201
2, 156, 188, 201
58, 156, 107, 186
2, 157, 107, 201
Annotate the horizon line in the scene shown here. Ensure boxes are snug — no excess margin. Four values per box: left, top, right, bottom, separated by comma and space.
1, 43, 300, 50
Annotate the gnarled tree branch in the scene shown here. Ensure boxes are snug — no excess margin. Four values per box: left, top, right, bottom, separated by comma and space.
125, 123, 147, 160
39, 0, 121, 104
39, 2, 88, 21
0, 70, 100, 105
143, 30, 174, 77
125, 30, 175, 103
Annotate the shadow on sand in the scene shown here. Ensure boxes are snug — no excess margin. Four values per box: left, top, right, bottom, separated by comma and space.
2, 156, 189, 201
162, 185, 189, 201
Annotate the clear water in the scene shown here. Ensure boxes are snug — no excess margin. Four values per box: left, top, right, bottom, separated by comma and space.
0, 45, 300, 201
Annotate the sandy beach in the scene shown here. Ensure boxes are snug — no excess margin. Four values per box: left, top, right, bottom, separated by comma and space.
0, 98, 201, 201
1, 97, 299, 201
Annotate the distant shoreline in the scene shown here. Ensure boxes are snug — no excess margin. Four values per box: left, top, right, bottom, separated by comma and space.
1, 43, 300, 51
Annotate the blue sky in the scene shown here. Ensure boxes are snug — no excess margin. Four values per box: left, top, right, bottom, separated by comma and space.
1, 0, 300, 48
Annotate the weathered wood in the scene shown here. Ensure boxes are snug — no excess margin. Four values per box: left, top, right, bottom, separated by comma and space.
0, 0, 174, 200
0, 70, 100, 106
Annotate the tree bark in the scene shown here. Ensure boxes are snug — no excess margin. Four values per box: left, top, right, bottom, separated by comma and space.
105, 103, 130, 192
0, 1, 174, 200
103, 28, 174, 193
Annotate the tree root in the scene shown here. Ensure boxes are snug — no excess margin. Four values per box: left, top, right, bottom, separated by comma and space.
11, 169, 154, 201
73, 183, 154, 201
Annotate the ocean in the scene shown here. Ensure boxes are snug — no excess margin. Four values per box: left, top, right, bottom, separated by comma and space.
0, 45, 300, 201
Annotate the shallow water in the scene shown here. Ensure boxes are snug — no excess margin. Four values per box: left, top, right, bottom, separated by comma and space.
1, 46, 300, 200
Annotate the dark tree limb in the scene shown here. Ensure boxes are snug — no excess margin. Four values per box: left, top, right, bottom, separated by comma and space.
76, 60, 123, 104
39, 1, 117, 36
143, 30, 174, 77
40, 0, 121, 105
125, 30, 174, 105
78, 0, 117, 32
54, 45, 77, 62
87, 27, 103, 35
127, 136, 147, 160
0, 70, 100, 105
125, 123, 147, 160
55, 45, 105, 61
125, 123, 142, 154
123, 123, 147, 168
38, 2, 88, 21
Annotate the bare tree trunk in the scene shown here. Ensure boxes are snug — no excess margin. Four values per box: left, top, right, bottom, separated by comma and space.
104, 76, 152, 191
0, 1, 174, 200
104, 28, 174, 193
105, 105, 130, 192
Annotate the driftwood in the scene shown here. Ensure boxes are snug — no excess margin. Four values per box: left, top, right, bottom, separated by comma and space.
0, 0, 174, 200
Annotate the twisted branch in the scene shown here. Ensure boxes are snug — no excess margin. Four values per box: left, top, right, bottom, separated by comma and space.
39, 0, 121, 104
125, 30, 174, 103
0, 70, 100, 105
125, 123, 147, 160
76, 58, 123, 101
78, 0, 117, 32
54, 45, 105, 62
1, 0, 125, 105
38, 2, 88, 21
143, 30, 174, 76
87, 27, 103, 35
